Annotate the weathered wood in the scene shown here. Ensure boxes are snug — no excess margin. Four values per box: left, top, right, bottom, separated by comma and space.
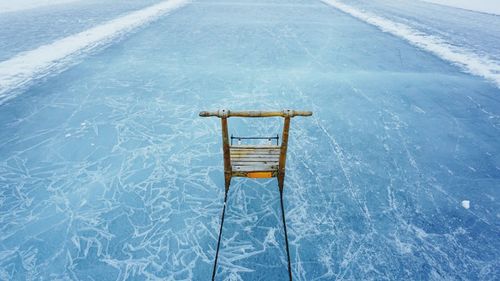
230, 145, 281, 149
221, 117, 231, 191
231, 156, 278, 161
203, 109, 311, 185
232, 158, 278, 162
231, 152, 279, 156
231, 148, 280, 154
230, 151, 280, 156
231, 149, 281, 154
232, 171, 278, 178
230, 145, 280, 170
246, 172, 274, 179
231, 159, 279, 163
232, 164, 278, 172
231, 152, 279, 157
231, 154, 279, 158
200, 110, 313, 118
232, 163, 278, 168
230, 154, 280, 158
278, 117, 290, 192
231, 152, 280, 155
231, 147, 280, 151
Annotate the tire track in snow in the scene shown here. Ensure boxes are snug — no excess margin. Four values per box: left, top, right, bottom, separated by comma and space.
0, 0, 190, 105
322, 0, 500, 89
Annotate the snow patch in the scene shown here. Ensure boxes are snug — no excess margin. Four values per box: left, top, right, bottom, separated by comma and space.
0, 0, 190, 105
322, 0, 500, 89
461, 200, 470, 209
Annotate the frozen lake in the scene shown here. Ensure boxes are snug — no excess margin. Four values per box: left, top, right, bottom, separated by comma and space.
0, 0, 499, 280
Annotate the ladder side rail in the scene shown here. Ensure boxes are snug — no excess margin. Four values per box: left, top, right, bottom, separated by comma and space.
221, 117, 232, 191
278, 117, 293, 281
278, 117, 290, 192
212, 189, 229, 281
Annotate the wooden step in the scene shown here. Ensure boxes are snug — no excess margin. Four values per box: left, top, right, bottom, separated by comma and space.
232, 164, 278, 172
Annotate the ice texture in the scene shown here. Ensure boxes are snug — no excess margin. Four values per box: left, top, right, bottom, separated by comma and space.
0, 0, 499, 280
322, 0, 500, 88
0, 0, 190, 104
0, 0, 168, 61
333, 0, 500, 63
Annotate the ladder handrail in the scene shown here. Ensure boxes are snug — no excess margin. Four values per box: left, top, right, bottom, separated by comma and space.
199, 109, 312, 118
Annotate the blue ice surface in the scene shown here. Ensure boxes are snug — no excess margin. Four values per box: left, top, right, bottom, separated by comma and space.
0, 0, 165, 61
0, 0, 499, 280
340, 0, 500, 61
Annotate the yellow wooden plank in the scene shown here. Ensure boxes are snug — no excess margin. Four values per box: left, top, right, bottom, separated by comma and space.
247, 172, 273, 178
232, 170, 278, 178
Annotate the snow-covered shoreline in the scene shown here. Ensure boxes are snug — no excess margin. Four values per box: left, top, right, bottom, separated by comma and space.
322, 0, 500, 89
0, 0, 190, 104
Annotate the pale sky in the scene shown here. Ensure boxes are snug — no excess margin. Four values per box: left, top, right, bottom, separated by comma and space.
1, 0, 499, 15
0, 0, 79, 13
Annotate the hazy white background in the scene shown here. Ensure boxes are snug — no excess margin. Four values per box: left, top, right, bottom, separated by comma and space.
0, 0, 79, 13
1, 0, 499, 15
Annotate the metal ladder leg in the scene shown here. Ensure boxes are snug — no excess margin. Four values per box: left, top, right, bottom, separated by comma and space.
212, 187, 229, 281
279, 180, 293, 281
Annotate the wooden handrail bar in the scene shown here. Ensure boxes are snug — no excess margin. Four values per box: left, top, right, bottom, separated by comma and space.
199, 109, 312, 118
